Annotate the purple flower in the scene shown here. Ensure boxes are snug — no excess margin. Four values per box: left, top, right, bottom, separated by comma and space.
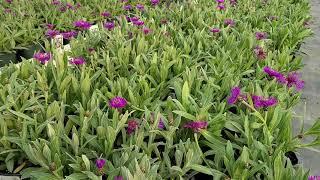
133, 20, 144, 26
224, 19, 235, 27
4, 8, 11, 14
61, 31, 78, 40
286, 72, 304, 91
158, 119, 165, 129
217, 4, 225, 10
252, 95, 278, 108
216, 0, 224, 3
101, 11, 111, 17
104, 21, 115, 30
109, 96, 127, 109
114, 176, 124, 180
73, 20, 91, 30
123, 4, 132, 10
136, 4, 145, 10
255, 32, 268, 40
142, 27, 152, 35
130, 17, 140, 22
229, 0, 237, 6
66, 3, 73, 10
308, 176, 320, 180
45, 29, 60, 38
46, 24, 54, 29
69, 57, 85, 65
51, 0, 61, 5
253, 46, 267, 60
75, 2, 81, 9
227, 86, 246, 104
95, 159, 106, 169
210, 28, 221, 33
33, 52, 51, 64
263, 66, 287, 84
127, 119, 138, 134
184, 121, 208, 132
59, 6, 67, 12
6, 0, 12, 3
151, 0, 160, 6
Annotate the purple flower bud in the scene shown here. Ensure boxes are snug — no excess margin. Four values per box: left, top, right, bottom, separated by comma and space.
184, 121, 208, 132
33, 52, 51, 64
69, 57, 86, 65
229, 0, 237, 6
133, 20, 144, 26
104, 21, 115, 30
4, 8, 12, 14
6, 0, 12, 4
227, 86, 243, 104
263, 66, 287, 84
51, 0, 60, 5
210, 28, 221, 33
123, 4, 132, 10
142, 27, 152, 35
46, 24, 54, 29
109, 96, 127, 109
216, 0, 224, 3
130, 17, 140, 22
255, 32, 268, 40
61, 31, 78, 40
158, 119, 165, 129
287, 72, 304, 91
114, 176, 124, 180
127, 119, 138, 134
101, 11, 111, 17
95, 159, 106, 169
45, 29, 60, 38
136, 4, 145, 10
151, 0, 160, 6
217, 4, 225, 10
253, 46, 267, 60
224, 19, 235, 27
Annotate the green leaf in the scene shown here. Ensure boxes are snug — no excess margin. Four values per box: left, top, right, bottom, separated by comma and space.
181, 81, 190, 106
173, 110, 196, 120
81, 155, 91, 171
189, 164, 224, 177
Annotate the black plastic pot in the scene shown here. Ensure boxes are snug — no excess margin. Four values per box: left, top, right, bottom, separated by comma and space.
17, 44, 44, 61
0, 52, 18, 67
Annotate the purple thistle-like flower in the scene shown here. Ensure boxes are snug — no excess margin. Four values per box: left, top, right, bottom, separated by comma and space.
133, 20, 144, 26
95, 159, 106, 169
66, 3, 74, 10
127, 119, 138, 134
142, 27, 152, 35
114, 176, 124, 180
51, 0, 60, 5
255, 32, 268, 40
45, 29, 60, 38
253, 46, 267, 60
216, 0, 224, 3
158, 119, 165, 129
227, 86, 242, 104
308, 176, 320, 180
104, 21, 115, 30
73, 20, 91, 30
61, 31, 78, 40
263, 66, 287, 84
210, 28, 221, 33
123, 4, 132, 10
109, 96, 127, 109
130, 17, 140, 22
217, 4, 225, 10
286, 72, 305, 91
6, 0, 12, 4
184, 121, 208, 132
59, 6, 67, 12
136, 4, 145, 10
69, 57, 86, 65
101, 11, 111, 17
46, 24, 54, 29
33, 52, 51, 64
252, 95, 278, 108
151, 0, 160, 6
224, 19, 235, 27
229, 0, 237, 6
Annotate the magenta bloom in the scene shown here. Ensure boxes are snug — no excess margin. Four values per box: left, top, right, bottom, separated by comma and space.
151, 0, 160, 6
210, 28, 220, 33
224, 19, 235, 27
136, 4, 145, 10
51, 0, 61, 5
216, 0, 224, 3
45, 29, 60, 38
104, 22, 115, 30
95, 159, 106, 169
184, 121, 208, 132
286, 72, 305, 91
227, 86, 246, 104
109, 96, 127, 109
142, 27, 152, 35
6, 0, 12, 3
253, 46, 267, 60
69, 57, 85, 65
66, 3, 74, 10
263, 66, 287, 84
130, 17, 140, 22
217, 4, 225, 10
127, 119, 138, 134
123, 4, 132, 10
255, 32, 268, 40
158, 119, 165, 129
133, 20, 144, 26
33, 52, 51, 64
114, 176, 124, 180
308, 176, 320, 180
61, 31, 78, 40
252, 95, 278, 108
101, 11, 111, 17
73, 20, 91, 30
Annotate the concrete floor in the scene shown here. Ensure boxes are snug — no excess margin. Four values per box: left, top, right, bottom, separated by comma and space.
293, 0, 320, 175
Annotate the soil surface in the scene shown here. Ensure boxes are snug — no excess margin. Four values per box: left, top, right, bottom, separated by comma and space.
293, 0, 320, 175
